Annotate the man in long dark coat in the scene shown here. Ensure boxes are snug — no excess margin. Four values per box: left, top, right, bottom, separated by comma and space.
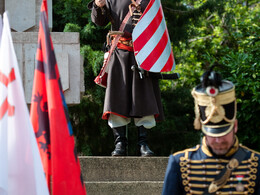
88, 0, 165, 156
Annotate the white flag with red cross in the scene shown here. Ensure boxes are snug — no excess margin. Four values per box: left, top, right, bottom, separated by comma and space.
0, 12, 49, 195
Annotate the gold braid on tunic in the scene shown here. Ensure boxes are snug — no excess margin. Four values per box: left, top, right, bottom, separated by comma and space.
175, 138, 259, 194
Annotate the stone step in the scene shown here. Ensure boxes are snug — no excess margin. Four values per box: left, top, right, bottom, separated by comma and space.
85, 181, 163, 195
79, 156, 169, 182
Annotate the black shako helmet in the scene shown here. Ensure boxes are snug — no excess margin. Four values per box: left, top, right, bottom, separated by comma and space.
191, 68, 236, 137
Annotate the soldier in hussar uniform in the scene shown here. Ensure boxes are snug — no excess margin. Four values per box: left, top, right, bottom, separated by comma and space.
162, 68, 260, 194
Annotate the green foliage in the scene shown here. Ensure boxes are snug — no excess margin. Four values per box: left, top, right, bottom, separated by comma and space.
53, 0, 91, 32
81, 45, 104, 76
63, 23, 81, 32
203, 1, 259, 150
152, 86, 201, 155
219, 3, 260, 148
162, 0, 226, 47
221, 51, 260, 149
53, 0, 260, 155
161, 0, 260, 151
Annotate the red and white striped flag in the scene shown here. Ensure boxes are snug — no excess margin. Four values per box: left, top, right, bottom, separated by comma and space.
0, 12, 49, 195
132, 0, 175, 72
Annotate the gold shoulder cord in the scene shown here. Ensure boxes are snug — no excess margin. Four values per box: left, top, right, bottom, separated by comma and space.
240, 144, 260, 155
177, 145, 200, 193
173, 144, 200, 157
248, 152, 258, 194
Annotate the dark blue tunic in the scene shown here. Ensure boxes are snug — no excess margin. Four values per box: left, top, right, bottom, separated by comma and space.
162, 137, 260, 194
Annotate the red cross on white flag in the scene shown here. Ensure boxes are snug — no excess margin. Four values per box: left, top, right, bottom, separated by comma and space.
0, 68, 15, 119
0, 12, 49, 195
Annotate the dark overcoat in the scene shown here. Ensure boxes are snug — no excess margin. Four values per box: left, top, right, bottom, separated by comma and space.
89, 0, 165, 121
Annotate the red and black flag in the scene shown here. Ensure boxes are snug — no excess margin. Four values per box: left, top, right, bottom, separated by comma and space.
30, 1, 86, 194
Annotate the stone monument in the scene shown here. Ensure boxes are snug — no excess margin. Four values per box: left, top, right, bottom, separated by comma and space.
1, 0, 84, 105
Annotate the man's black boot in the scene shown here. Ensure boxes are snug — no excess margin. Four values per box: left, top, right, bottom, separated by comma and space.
111, 126, 127, 156
137, 126, 154, 156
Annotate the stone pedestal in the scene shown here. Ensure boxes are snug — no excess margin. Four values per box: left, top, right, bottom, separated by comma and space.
1, 0, 84, 105
12, 32, 84, 105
